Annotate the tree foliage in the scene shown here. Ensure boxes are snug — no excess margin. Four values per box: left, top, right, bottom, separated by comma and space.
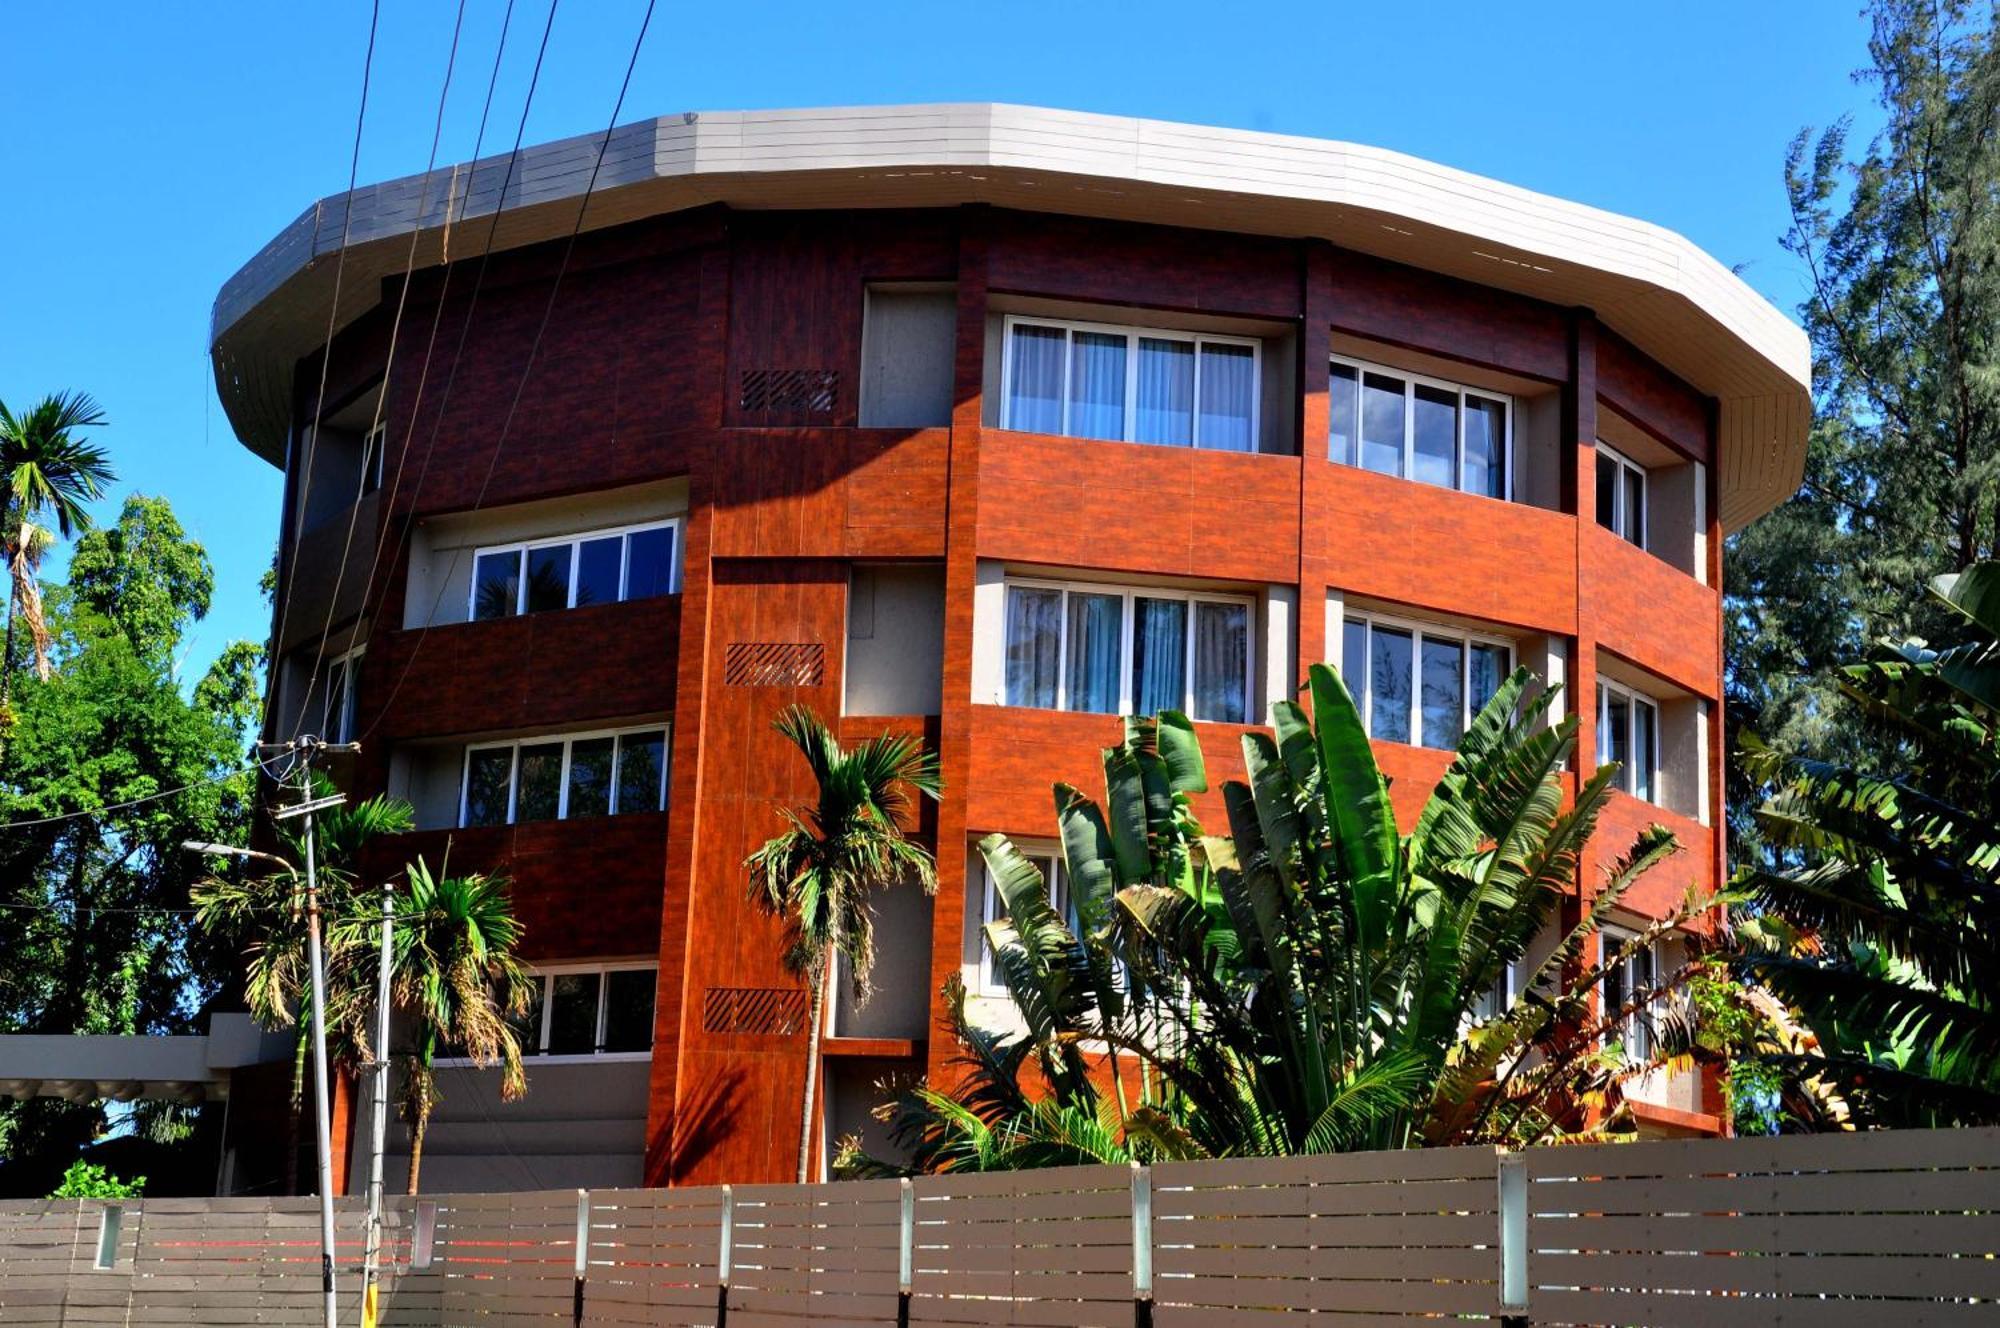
747, 705, 943, 1182
850, 667, 1717, 1173
0, 495, 262, 1178
1729, 0, 2000, 861
1737, 563, 2000, 1125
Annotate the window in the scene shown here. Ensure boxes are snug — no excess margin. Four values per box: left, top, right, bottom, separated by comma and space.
501, 963, 657, 1058
978, 850, 1074, 995
1004, 579, 1254, 723
1596, 679, 1660, 802
1329, 356, 1510, 499
1002, 317, 1260, 452
361, 421, 386, 496
460, 726, 669, 827
1600, 928, 1660, 1062
1595, 444, 1647, 547
1338, 613, 1511, 750
1469, 961, 1517, 1024
323, 647, 363, 744
470, 519, 680, 622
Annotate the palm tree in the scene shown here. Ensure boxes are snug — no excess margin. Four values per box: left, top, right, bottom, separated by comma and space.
192, 787, 414, 1193
748, 705, 943, 1182
1737, 563, 2000, 1125
383, 855, 532, 1194
0, 391, 113, 724
860, 666, 1709, 1173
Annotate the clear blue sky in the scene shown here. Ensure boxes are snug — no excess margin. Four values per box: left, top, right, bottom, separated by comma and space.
0, 1, 1875, 679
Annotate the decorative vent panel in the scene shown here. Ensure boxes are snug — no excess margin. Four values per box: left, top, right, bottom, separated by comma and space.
724, 641, 825, 687
702, 986, 809, 1035
739, 368, 839, 420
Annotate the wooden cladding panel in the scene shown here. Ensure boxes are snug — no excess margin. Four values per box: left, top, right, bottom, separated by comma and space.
1597, 326, 1712, 464
1328, 246, 1570, 384
707, 430, 950, 561
1584, 524, 1720, 697
987, 210, 1300, 319
977, 434, 1301, 584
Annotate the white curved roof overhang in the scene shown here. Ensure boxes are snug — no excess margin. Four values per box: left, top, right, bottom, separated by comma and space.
211, 103, 1810, 532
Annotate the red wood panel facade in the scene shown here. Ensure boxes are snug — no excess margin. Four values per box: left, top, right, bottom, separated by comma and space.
271, 202, 1731, 1190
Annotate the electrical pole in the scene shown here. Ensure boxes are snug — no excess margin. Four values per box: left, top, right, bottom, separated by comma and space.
362, 871, 394, 1327
268, 736, 357, 1328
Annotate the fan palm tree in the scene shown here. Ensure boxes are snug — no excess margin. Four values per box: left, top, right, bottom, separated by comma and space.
384, 855, 532, 1194
860, 665, 1708, 1173
192, 786, 414, 1193
748, 705, 943, 1181
0, 391, 113, 724
1737, 563, 2000, 1125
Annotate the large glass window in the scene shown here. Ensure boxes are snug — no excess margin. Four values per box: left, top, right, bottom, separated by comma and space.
1595, 444, 1647, 548
1003, 318, 1260, 452
1601, 929, 1660, 1061
1597, 679, 1661, 803
469, 519, 681, 622
323, 647, 363, 745
459, 726, 670, 827
502, 964, 658, 1058
1330, 354, 1511, 499
1338, 612, 1514, 751
979, 850, 1071, 995
1002, 580, 1254, 723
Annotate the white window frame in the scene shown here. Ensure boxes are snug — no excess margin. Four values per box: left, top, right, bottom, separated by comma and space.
1595, 442, 1648, 547
1595, 678, 1661, 803
467, 517, 684, 621
1468, 959, 1519, 1025
1003, 576, 1257, 724
323, 645, 364, 745
999, 315, 1263, 451
1599, 927, 1661, 1063
1329, 353, 1514, 501
459, 723, 671, 828
977, 845, 1068, 996
1337, 610, 1514, 750
441, 960, 659, 1065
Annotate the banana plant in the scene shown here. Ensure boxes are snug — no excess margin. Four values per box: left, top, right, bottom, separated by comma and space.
856, 663, 1711, 1172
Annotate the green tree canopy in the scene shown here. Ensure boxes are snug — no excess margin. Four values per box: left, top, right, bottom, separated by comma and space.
0, 494, 263, 1179
1729, 0, 2000, 860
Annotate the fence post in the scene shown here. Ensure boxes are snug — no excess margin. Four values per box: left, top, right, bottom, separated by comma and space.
716, 1184, 734, 1328
1130, 1163, 1153, 1328
897, 1177, 914, 1328
572, 1189, 591, 1328
1497, 1151, 1528, 1326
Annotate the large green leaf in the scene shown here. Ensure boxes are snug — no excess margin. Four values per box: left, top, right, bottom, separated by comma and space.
1307, 663, 1398, 952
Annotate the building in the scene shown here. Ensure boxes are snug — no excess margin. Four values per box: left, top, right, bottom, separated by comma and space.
209, 104, 1809, 1192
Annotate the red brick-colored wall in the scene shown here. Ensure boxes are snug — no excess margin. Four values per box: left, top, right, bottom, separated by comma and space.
276, 202, 1733, 1192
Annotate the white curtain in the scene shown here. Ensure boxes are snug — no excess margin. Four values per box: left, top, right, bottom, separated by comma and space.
1464, 396, 1506, 497
1008, 325, 1066, 433
1065, 592, 1123, 713
1068, 331, 1127, 440
1135, 338, 1194, 445
1197, 343, 1255, 451
1192, 601, 1248, 723
1133, 597, 1188, 715
1005, 587, 1062, 707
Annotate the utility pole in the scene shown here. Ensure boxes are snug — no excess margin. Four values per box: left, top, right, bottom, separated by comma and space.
270, 740, 349, 1328
361, 870, 394, 1328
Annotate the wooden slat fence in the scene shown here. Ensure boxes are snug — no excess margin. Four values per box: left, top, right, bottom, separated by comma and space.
2, 1127, 1995, 1325
1525, 1125, 2000, 1327
1151, 1144, 1502, 1325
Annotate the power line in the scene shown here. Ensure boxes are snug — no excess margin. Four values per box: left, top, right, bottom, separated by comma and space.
348, 0, 524, 660
284, 0, 475, 741
267, 0, 384, 696
1, 752, 291, 832
361, 0, 658, 744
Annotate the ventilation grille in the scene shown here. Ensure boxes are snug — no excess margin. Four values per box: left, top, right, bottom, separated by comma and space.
702, 986, 809, 1036
725, 642, 825, 687
739, 368, 839, 421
